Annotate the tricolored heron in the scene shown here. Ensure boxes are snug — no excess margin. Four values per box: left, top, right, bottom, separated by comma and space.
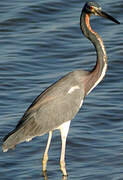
2, 1, 120, 176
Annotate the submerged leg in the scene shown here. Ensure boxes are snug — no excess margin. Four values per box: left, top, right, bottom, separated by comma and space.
60, 121, 71, 176
42, 131, 52, 172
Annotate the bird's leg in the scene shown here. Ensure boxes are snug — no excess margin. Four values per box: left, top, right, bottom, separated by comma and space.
42, 131, 52, 173
60, 134, 67, 176
60, 121, 71, 176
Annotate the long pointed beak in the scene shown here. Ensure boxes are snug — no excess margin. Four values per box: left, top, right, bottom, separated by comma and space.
95, 9, 120, 24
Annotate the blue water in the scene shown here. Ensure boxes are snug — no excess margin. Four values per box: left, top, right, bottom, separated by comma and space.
0, 0, 123, 179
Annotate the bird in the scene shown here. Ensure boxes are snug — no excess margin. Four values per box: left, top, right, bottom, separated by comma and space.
2, 1, 120, 176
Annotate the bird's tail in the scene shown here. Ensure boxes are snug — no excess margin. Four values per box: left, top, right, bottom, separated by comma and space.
2, 127, 26, 152
2, 117, 42, 152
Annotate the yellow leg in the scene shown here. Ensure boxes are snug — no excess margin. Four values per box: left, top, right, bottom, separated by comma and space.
60, 137, 67, 176
42, 131, 52, 172
60, 121, 71, 176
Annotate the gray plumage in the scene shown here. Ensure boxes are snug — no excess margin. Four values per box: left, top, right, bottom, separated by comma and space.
2, 70, 88, 151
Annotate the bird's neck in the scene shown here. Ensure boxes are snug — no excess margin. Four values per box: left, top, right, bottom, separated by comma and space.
80, 11, 107, 95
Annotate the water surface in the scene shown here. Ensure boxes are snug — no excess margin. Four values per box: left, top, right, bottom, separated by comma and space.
0, 0, 123, 179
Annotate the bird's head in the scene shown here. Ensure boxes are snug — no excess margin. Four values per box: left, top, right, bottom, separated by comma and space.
83, 1, 120, 24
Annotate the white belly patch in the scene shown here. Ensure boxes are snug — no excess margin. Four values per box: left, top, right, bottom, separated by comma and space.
79, 99, 83, 108
68, 85, 80, 94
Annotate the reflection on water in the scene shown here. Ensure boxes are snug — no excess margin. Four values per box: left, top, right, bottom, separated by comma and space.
0, 0, 123, 179
43, 171, 48, 180
43, 171, 67, 180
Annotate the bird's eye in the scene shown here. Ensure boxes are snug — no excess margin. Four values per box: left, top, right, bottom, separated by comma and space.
90, 6, 94, 11
86, 5, 94, 13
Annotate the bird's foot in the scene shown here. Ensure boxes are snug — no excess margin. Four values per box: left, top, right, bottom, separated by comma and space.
60, 160, 68, 176
42, 154, 48, 172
